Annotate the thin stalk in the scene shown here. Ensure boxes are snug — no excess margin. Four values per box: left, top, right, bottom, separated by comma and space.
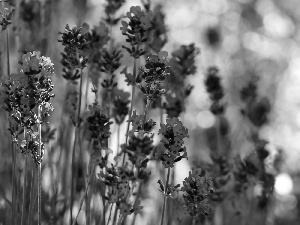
21, 129, 28, 225
2, 6, 15, 223
11, 141, 16, 225
112, 207, 118, 225
84, 69, 90, 111
70, 68, 84, 225
117, 124, 120, 155
102, 186, 106, 225
107, 203, 114, 225
38, 106, 42, 225
143, 99, 151, 125
85, 139, 95, 225
72, 163, 96, 225
131, 183, 143, 225
160, 168, 171, 225
16, 169, 22, 224
6, 26, 10, 75
27, 165, 35, 225
192, 218, 196, 225
123, 58, 137, 165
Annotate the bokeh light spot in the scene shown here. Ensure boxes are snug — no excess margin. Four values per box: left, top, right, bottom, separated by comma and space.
197, 110, 215, 129
275, 173, 293, 195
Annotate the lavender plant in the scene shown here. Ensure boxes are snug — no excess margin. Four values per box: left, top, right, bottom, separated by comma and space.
0, 1, 284, 225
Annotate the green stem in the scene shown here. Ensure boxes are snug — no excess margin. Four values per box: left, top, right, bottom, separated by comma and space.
160, 168, 171, 225
70, 68, 83, 225
21, 129, 28, 225
38, 106, 42, 225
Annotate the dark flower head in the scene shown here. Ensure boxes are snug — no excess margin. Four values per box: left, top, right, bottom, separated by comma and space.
58, 24, 87, 50
181, 169, 214, 218
139, 51, 169, 100
205, 66, 223, 102
205, 26, 221, 48
121, 6, 153, 57
0, 7, 14, 31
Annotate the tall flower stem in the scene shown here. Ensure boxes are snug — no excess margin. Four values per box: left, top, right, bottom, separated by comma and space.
107, 203, 114, 225
27, 165, 35, 225
72, 163, 96, 225
123, 57, 137, 165
117, 124, 120, 155
70, 68, 84, 225
5, 28, 10, 76
11, 140, 16, 225
160, 167, 171, 225
143, 99, 151, 125
21, 129, 28, 225
38, 105, 42, 225
2, 6, 15, 223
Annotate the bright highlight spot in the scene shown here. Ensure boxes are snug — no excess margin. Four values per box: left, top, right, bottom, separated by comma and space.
275, 173, 293, 195
197, 110, 215, 129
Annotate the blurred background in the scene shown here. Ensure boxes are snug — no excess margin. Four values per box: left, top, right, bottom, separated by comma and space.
1, 0, 300, 224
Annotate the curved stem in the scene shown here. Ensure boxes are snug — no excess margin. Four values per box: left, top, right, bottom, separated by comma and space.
160, 168, 171, 225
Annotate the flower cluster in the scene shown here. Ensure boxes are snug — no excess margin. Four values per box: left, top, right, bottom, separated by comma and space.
157, 118, 188, 168
85, 103, 113, 147
138, 51, 169, 101
210, 155, 231, 202
147, 4, 167, 53
58, 24, 88, 82
99, 164, 144, 216
1, 51, 54, 130
82, 22, 110, 62
20, 134, 45, 166
126, 110, 156, 137
112, 88, 130, 124
104, 0, 126, 25
163, 44, 199, 117
181, 169, 214, 218
121, 6, 153, 58
240, 79, 271, 127
205, 26, 221, 48
0, 51, 55, 165
0, 7, 14, 31
204, 66, 224, 115
125, 134, 153, 169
